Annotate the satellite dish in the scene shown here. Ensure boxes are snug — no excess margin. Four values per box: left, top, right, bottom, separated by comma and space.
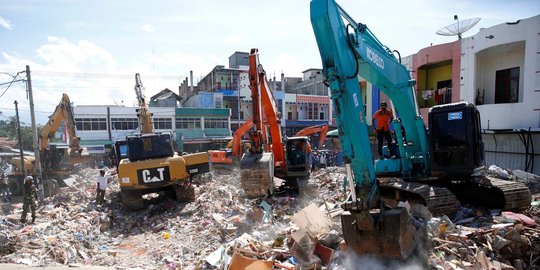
436, 15, 481, 39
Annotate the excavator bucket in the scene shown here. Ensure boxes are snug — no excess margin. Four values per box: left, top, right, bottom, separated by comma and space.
341, 207, 416, 259
240, 152, 274, 198
67, 147, 90, 165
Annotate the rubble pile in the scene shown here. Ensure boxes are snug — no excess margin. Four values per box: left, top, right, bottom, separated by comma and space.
427, 166, 540, 270
0, 166, 349, 269
429, 207, 540, 269
0, 165, 538, 270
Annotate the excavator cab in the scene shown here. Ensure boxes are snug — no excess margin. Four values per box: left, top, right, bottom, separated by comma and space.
125, 133, 175, 162
429, 102, 484, 176
113, 139, 128, 168
285, 137, 311, 178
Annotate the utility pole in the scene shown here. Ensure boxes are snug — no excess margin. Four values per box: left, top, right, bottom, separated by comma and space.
14, 101, 27, 179
25, 65, 44, 202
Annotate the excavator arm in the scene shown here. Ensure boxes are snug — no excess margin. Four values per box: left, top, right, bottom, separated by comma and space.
134, 73, 154, 134
232, 118, 254, 157
248, 48, 286, 174
39, 93, 86, 159
295, 123, 329, 148
312, 1, 429, 178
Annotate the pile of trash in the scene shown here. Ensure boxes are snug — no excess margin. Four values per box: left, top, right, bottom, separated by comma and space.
429, 207, 540, 269
0, 166, 349, 269
427, 165, 540, 270
0, 164, 539, 270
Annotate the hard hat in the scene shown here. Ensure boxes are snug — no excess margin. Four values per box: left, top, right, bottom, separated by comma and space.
25, 175, 33, 181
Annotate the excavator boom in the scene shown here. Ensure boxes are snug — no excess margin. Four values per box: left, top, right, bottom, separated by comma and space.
295, 123, 328, 147
209, 118, 254, 165
232, 118, 254, 157
39, 93, 89, 163
134, 73, 154, 134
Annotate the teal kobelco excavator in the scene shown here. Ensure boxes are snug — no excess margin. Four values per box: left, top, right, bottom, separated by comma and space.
310, 0, 531, 259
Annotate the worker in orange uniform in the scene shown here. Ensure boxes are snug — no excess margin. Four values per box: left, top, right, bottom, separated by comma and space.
372, 102, 395, 159
305, 141, 312, 169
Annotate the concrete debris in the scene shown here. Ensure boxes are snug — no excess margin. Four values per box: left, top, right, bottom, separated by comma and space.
431, 195, 540, 270
0, 164, 538, 270
489, 165, 510, 180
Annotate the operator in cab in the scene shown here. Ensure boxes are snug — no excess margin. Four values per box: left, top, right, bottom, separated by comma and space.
372, 102, 396, 159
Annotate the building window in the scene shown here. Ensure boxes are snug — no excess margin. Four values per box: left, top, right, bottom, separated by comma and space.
153, 118, 172, 130
434, 80, 452, 105
204, 117, 228, 129
175, 117, 201, 129
287, 112, 293, 120
495, 67, 519, 104
111, 118, 139, 130
307, 103, 319, 120
240, 111, 244, 120
320, 112, 325, 120
75, 118, 107, 131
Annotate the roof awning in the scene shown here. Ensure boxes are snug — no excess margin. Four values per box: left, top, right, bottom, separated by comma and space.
80, 140, 114, 146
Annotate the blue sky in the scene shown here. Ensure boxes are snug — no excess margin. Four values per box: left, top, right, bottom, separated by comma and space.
0, 0, 538, 124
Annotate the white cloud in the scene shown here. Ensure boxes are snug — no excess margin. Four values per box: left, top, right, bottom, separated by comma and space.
0, 37, 220, 124
142, 24, 154, 32
0, 38, 141, 123
0, 16, 13, 30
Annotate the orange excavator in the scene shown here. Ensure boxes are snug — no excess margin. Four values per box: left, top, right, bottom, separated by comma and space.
240, 48, 311, 198
209, 118, 254, 166
295, 123, 329, 149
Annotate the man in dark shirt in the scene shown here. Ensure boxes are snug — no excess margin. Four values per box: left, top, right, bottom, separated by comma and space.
21, 176, 37, 224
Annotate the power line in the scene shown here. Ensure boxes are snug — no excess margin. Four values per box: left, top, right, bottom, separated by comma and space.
0, 107, 53, 114
0, 72, 24, 98
30, 84, 135, 90
0, 79, 26, 87
0, 69, 182, 80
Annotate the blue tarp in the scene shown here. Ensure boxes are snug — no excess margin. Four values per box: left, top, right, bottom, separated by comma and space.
199, 92, 214, 108
216, 89, 238, 97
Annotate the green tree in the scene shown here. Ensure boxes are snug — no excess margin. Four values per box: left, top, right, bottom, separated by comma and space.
0, 117, 17, 138
0, 116, 39, 151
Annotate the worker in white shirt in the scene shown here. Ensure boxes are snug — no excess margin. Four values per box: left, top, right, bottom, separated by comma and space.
96, 169, 111, 205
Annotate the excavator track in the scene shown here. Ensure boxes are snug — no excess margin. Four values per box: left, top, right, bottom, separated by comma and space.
378, 178, 460, 217
448, 176, 532, 212
378, 176, 532, 218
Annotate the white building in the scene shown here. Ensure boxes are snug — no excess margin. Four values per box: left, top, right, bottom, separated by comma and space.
455, 15, 539, 173
460, 15, 540, 130
74, 106, 175, 144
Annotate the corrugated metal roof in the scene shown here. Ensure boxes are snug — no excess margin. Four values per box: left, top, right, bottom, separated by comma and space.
80, 140, 114, 146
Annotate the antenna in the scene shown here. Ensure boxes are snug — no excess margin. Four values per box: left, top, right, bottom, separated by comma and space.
436, 15, 481, 39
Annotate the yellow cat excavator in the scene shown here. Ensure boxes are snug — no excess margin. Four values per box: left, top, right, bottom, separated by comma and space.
114, 73, 210, 210
8, 93, 90, 196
